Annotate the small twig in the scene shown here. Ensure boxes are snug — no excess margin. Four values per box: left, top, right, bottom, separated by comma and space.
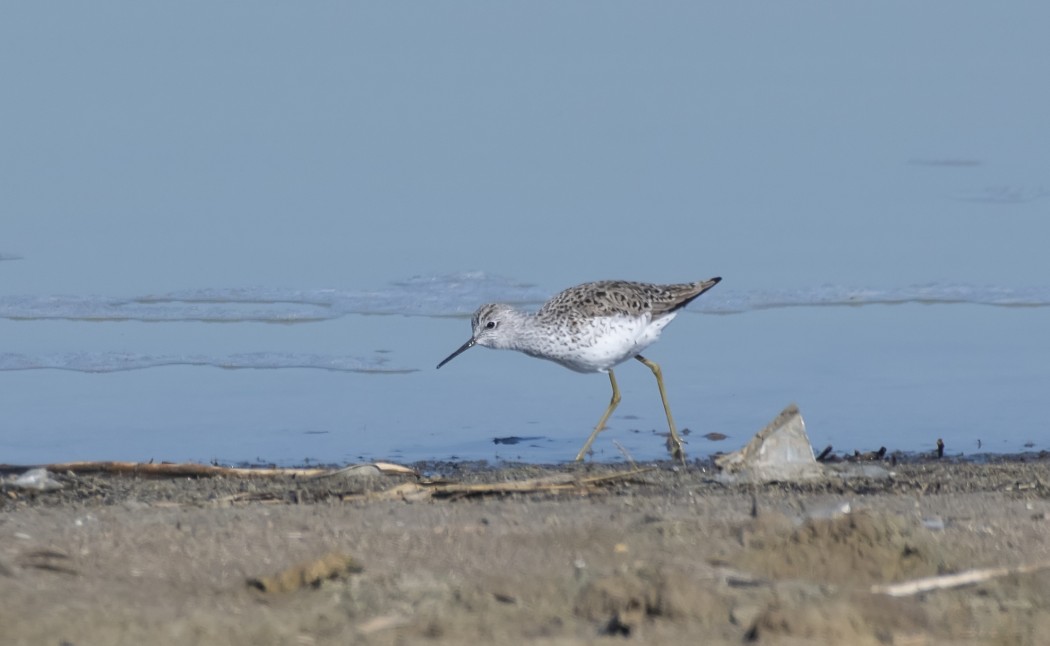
309, 462, 418, 480
38, 461, 330, 478
26, 461, 414, 479
871, 560, 1050, 597
612, 441, 638, 470
578, 467, 654, 486
341, 468, 653, 502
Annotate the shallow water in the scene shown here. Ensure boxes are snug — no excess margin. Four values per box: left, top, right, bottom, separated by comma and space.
1, 277, 1046, 464
2, 3, 1048, 464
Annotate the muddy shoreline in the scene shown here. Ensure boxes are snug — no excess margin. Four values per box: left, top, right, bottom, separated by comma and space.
3, 457, 1050, 645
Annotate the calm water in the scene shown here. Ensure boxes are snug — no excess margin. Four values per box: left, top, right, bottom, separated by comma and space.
2, 3, 1048, 464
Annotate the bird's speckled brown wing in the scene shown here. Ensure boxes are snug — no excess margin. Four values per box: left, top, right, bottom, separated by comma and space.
537, 278, 720, 320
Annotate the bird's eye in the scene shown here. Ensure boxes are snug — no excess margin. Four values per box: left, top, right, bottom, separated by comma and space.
485, 321, 497, 329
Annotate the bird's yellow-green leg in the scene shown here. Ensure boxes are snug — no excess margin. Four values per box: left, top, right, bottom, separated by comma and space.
575, 369, 621, 461
635, 355, 686, 463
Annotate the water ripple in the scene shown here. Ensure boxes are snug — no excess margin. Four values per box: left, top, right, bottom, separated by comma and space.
1, 273, 1047, 324
0, 352, 415, 374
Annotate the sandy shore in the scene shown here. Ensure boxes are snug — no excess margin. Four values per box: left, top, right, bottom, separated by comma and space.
3, 458, 1050, 645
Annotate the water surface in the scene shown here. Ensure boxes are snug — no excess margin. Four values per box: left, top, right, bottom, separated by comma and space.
2, 3, 1048, 464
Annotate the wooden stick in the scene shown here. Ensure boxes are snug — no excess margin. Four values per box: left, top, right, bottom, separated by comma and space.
871, 560, 1050, 597
26, 461, 411, 479
342, 467, 653, 502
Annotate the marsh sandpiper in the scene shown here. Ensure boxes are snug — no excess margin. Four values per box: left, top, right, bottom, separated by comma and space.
436, 275, 722, 462
437, 277, 722, 462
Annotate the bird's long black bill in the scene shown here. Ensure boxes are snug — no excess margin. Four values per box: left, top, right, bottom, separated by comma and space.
436, 338, 476, 369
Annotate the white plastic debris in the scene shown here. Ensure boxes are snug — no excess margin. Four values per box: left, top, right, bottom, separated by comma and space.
5, 468, 64, 491
715, 404, 825, 483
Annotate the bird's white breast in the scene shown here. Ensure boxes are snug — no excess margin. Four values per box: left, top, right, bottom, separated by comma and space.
530, 312, 678, 373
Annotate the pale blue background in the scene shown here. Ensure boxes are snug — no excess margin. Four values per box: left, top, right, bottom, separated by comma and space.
2, 3, 1048, 464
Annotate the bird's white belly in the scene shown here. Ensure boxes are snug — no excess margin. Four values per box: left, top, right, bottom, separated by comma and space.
531, 313, 677, 373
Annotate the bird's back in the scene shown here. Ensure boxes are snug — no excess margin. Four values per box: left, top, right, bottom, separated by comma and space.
538, 279, 717, 320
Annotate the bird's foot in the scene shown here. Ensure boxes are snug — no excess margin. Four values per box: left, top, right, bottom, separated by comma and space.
666, 434, 687, 465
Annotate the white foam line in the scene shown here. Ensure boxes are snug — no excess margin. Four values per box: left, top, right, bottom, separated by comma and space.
1, 276, 1048, 323
0, 352, 417, 374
